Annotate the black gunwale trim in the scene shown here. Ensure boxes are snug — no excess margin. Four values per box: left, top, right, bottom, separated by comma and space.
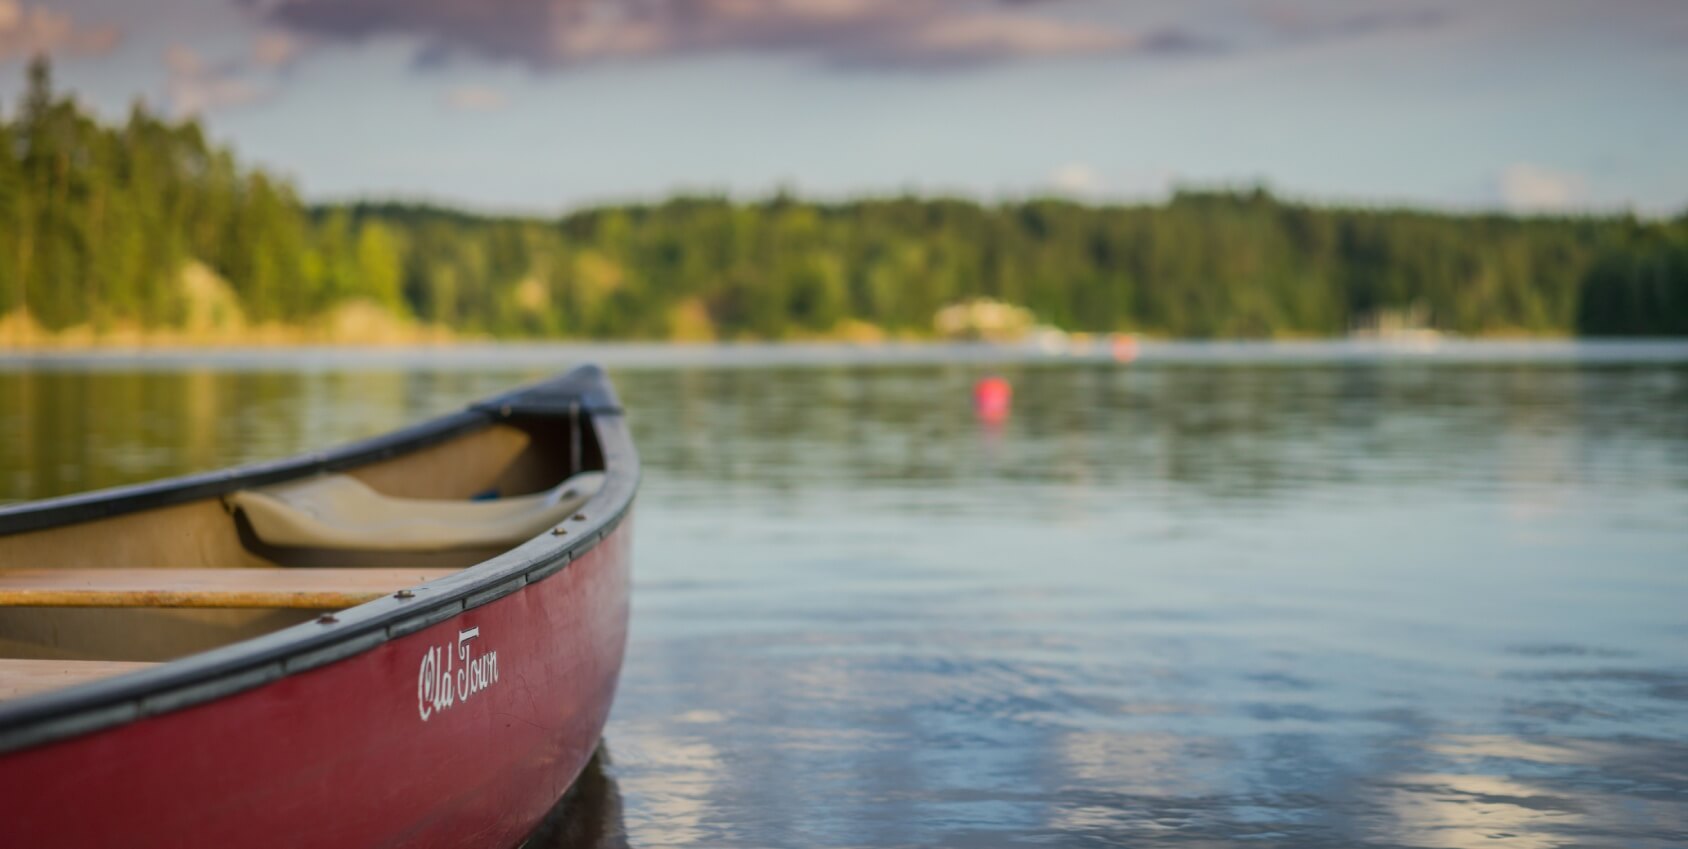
0, 364, 640, 755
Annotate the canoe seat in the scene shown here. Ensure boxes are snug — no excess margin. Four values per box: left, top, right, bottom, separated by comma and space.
227, 471, 604, 552
0, 568, 454, 609
0, 659, 156, 702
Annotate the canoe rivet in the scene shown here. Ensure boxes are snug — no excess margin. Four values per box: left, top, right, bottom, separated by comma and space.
552, 526, 568, 535
317, 614, 338, 625
395, 590, 415, 599
573, 514, 586, 521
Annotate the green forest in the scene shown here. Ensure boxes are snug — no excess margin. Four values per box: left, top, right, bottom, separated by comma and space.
3, 57, 1685, 344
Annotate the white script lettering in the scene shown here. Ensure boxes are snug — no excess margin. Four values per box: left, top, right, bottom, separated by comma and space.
418, 627, 499, 721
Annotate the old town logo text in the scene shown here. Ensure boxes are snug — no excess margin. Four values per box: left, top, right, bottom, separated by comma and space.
418, 627, 500, 721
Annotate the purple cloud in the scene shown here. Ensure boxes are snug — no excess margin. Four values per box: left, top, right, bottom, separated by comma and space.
265, 0, 1164, 70
1257, 3, 1451, 43
0, 0, 123, 62
165, 44, 271, 116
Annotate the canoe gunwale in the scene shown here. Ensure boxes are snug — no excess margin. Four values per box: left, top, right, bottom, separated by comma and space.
0, 365, 624, 538
0, 364, 639, 756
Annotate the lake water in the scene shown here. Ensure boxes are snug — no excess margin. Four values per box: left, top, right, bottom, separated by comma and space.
3, 341, 1687, 848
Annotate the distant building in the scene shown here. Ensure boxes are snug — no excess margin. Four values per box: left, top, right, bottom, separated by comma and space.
1349, 301, 1444, 343
933, 298, 1038, 342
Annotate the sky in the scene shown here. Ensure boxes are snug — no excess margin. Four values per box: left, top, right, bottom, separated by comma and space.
2, 0, 1685, 215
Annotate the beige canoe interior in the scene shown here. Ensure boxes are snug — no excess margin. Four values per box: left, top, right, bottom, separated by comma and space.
0, 418, 589, 702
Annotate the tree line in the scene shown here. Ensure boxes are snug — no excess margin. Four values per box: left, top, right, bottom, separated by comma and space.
3, 57, 1684, 341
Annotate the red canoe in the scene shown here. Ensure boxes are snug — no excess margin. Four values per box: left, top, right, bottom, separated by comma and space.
0, 365, 637, 848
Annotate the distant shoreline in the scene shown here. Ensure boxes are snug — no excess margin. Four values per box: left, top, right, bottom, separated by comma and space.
7, 57, 1684, 349
5, 338, 1686, 372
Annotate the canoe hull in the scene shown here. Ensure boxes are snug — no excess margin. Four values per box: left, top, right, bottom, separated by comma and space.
0, 515, 633, 848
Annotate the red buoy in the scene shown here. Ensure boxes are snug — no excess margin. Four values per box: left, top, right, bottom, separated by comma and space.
973, 376, 1012, 423
1110, 334, 1139, 364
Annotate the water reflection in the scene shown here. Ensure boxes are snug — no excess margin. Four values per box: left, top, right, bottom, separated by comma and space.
525, 747, 630, 849
613, 358, 1688, 848
2, 349, 1686, 847
0, 369, 554, 503
1367, 733, 1688, 849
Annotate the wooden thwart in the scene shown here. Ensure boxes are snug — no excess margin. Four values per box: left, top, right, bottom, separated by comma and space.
0, 659, 156, 701
0, 568, 455, 609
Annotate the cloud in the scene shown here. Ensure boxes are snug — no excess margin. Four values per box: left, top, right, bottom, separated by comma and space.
0, 0, 122, 62
1049, 162, 1102, 196
443, 84, 507, 111
1498, 163, 1587, 213
1258, 4, 1450, 43
166, 45, 269, 116
163, 45, 204, 77
253, 31, 305, 69
265, 0, 1154, 71
161, 31, 311, 117
837, 12, 1138, 69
